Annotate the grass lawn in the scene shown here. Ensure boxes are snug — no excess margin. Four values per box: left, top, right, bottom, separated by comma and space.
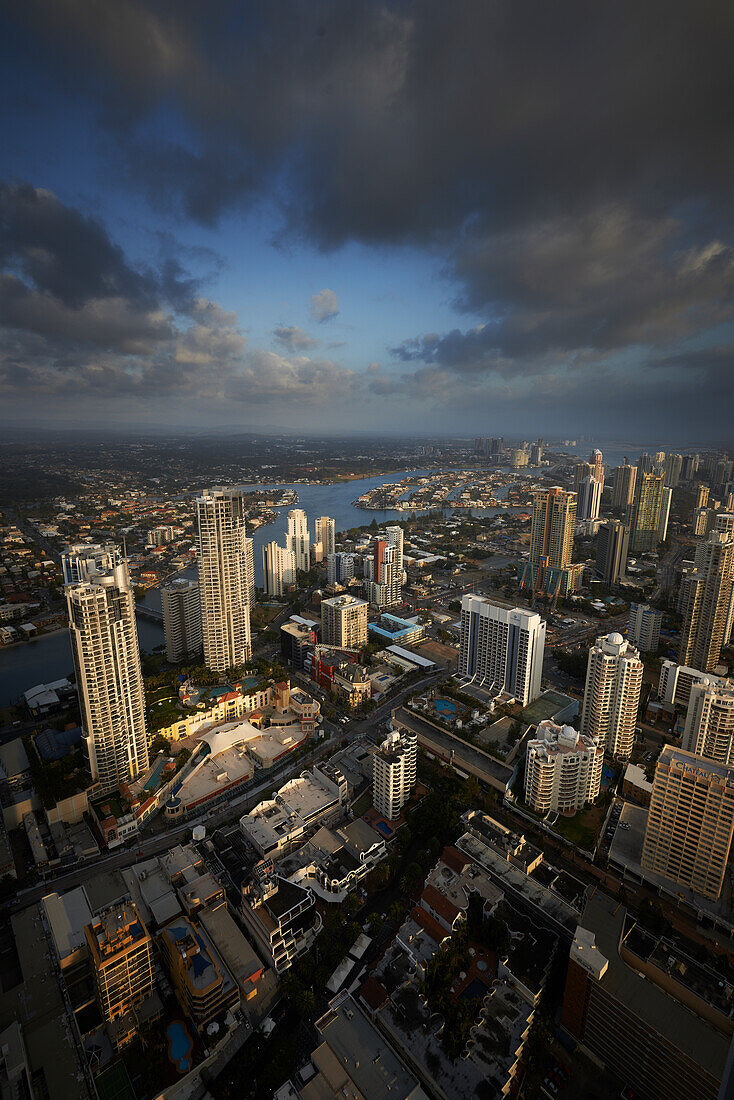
351, 789, 373, 817
552, 800, 607, 850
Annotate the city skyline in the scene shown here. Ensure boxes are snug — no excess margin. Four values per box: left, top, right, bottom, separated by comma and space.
1, 4, 734, 439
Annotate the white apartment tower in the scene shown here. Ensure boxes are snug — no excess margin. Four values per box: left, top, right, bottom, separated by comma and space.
64, 549, 148, 794
385, 526, 405, 578
196, 488, 253, 673
580, 632, 643, 759
286, 509, 311, 573
627, 603, 663, 653
373, 730, 417, 820
321, 594, 368, 649
682, 679, 734, 766
160, 578, 202, 662
314, 516, 336, 560
62, 542, 120, 585
262, 541, 296, 598
458, 595, 545, 706
577, 476, 602, 521
524, 721, 603, 815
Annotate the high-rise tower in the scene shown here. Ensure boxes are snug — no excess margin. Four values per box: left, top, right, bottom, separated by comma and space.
679, 529, 734, 672
611, 463, 637, 509
64, 547, 148, 793
314, 516, 336, 560
286, 509, 311, 573
626, 472, 665, 552
161, 578, 202, 662
580, 632, 643, 759
196, 488, 253, 673
519, 486, 581, 596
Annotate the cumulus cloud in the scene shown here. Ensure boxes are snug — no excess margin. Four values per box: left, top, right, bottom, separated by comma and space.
0, 183, 360, 412
272, 325, 319, 352
310, 288, 339, 323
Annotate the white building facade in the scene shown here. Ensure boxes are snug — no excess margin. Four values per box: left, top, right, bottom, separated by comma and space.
65, 552, 149, 794
580, 632, 643, 759
286, 509, 311, 573
315, 516, 336, 560
458, 595, 545, 706
524, 721, 603, 815
262, 541, 296, 598
373, 730, 417, 820
682, 678, 734, 766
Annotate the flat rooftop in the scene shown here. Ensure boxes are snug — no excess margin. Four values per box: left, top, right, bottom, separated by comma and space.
608, 802, 734, 929
178, 744, 254, 808
42, 887, 93, 962
394, 706, 513, 793
578, 891, 730, 1078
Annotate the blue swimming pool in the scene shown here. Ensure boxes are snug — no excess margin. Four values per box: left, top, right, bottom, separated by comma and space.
434, 698, 458, 717
601, 764, 615, 789
375, 820, 393, 837
143, 755, 169, 791
167, 1021, 193, 1073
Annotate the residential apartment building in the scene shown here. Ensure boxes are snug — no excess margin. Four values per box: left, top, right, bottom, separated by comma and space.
160, 917, 238, 1027
590, 448, 605, 488
373, 730, 417, 820
385, 525, 405, 577
626, 472, 665, 553
524, 720, 603, 815
286, 509, 311, 573
658, 660, 720, 711
368, 537, 401, 609
66, 551, 148, 793
161, 578, 202, 662
321, 593, 368, 649
241, 868, 321, 973
327, 552, 356, 586
682, 679, 734, 766
664, 453, 683, 488
641, 746, 734, 901
196, 488, 252, 673
458, 595, 545, 706
580, 632, 643, 759
85, 902, 156, 1049
678, 529, 734, 671
61, 541, 120, 585
611, 462, 637, 509
627, 603, 662, 653
657, 485, 672, 543
519, 486, 582, 596
314, 516, 336, 559
262, 540, 296, 597
577, 475, 602, 521
595, 520, 629, 585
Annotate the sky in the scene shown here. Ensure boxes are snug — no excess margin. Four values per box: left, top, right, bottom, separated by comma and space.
1, 1, 733, 441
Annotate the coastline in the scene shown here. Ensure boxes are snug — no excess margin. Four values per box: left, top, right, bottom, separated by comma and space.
0, 625, 68, 650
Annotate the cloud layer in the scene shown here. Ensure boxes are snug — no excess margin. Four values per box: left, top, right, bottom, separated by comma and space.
3, 2, 734, 435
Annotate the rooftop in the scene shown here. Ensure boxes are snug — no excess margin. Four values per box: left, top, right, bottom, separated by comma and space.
577, 890, 730, 1078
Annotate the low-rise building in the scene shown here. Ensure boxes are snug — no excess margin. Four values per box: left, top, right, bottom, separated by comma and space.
241, 762, 349, 858
241, 865, 321, 973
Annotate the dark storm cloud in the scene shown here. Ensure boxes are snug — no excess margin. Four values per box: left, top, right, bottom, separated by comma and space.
4, 2, 734, 434
14, 1, 734, 244
0, 183, 361, 407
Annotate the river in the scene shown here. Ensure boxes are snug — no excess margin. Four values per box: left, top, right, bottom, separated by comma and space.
0, 468, 445, 705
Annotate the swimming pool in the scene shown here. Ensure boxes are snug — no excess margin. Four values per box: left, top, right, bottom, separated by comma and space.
601, 764, 615, 788
167, 1021, 193, 1073
434, 698, 458, 717
143, 755, 169, 791
374, 820, 393, 837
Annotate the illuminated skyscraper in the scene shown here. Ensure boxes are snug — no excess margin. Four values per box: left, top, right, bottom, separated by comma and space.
261, 541, 296, 597
519, 486, 582, 595
577, 475, 602, 521
679, 529, 734, 672
64, 548, 148, 793
197, 488, 253, 673
590, 448, 604, 489
626, 472, 665, 552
